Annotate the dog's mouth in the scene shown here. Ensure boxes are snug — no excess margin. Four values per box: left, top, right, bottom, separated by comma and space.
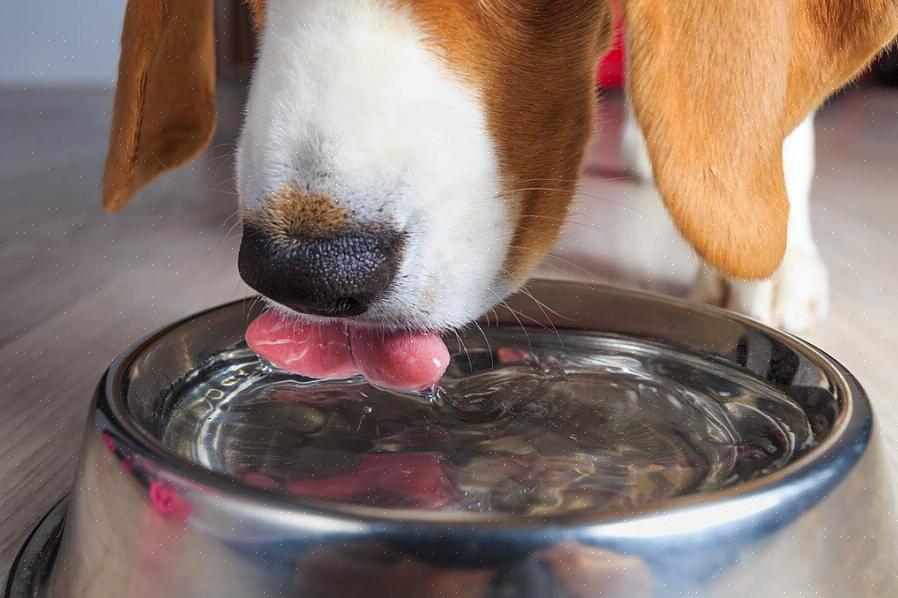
246, 311, 450, 392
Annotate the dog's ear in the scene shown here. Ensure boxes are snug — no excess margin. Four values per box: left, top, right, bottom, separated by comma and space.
623, 1, 898, 278
102, 1, 216, 212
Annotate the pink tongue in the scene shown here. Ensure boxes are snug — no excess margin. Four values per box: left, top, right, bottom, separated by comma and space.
245, 313, 357, 380
245, 312, 449, 392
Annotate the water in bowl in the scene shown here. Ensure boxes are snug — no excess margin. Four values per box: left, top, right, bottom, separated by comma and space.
161, 329, 815, 517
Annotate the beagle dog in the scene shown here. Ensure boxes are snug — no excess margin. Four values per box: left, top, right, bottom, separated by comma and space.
103, 1, 898, 375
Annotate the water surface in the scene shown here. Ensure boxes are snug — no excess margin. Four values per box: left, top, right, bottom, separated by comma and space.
162, 329, 815, 517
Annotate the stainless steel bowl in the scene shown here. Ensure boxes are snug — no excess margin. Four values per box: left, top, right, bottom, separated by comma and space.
7, 281, 896, 597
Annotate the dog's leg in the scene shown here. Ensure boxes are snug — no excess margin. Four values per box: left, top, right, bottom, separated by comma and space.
692, 114, 829, 335
622, 108, 829, 336
620, 101, 654, 181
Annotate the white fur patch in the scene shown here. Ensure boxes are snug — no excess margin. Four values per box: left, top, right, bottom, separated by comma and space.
236, 0, 512, 331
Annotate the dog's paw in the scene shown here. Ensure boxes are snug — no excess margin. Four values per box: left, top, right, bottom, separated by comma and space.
690, 247, 830, 337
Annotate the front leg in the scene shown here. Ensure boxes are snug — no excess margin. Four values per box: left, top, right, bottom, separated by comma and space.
693, 114, 829, 336
623, 108, 829, 336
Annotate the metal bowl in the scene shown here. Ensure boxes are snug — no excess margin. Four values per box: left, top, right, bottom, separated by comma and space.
7, 281, 896, 597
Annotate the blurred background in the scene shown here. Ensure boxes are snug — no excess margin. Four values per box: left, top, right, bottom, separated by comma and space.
2, 0, 898, 587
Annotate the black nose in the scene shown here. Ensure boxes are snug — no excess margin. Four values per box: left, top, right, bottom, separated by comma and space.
238, 224, 403, 317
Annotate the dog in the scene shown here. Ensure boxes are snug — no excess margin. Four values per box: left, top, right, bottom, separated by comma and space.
102, 0, 897, 344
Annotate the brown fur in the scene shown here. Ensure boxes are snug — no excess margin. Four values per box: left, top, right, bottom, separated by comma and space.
790, 1, 898, 125
102, 0, 216, 213
245, 0, 267, 36
399, 0, 613, 282
243, 182, 350, 240
104, 0, 898, 281
624, 0, 898, 278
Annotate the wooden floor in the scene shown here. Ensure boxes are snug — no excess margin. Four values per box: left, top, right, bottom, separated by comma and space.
2, 84, 897, 586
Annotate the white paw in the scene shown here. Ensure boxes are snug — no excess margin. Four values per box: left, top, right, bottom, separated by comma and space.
691, 247, 830, 337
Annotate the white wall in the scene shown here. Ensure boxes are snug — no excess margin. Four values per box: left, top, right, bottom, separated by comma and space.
0, 1, 126, 85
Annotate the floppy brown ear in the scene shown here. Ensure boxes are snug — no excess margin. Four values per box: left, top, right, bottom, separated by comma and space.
102, 0, 216, 212
624, 1, 898, 278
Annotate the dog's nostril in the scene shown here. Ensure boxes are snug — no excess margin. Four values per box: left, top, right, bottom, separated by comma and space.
238, 224, 403, 317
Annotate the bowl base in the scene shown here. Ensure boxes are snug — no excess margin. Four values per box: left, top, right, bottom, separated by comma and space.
5, 498, 66, 598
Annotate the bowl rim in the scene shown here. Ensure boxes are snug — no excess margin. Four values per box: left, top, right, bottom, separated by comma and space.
97, 280, 873, 532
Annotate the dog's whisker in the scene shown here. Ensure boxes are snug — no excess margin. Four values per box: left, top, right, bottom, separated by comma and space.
471, 320, 494, 368
544, 253, 609, 281
518, 285, 568, 341
501, 186, 575, 194
489, 306, 500, 328
220, 208, 243, 232
210, 176, 239, 194
499, 299, 533, 352
570, 191, 645, 215
517, 251, 608, 282
504, 243, 601, 270
487, 288, 542, 350
243, 294, 264, 324
223, 217, 244, 239
509, 218, 621, 241
498, 187, 645, 216
206, 152, 236, 177
513, 175, 632, 185
206, 141, 238, 152
452, 328, 472, 372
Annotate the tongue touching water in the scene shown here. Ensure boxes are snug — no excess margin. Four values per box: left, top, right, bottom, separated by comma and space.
161, 329, 816, 518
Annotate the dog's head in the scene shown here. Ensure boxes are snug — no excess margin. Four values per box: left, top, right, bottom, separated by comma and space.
103, 0, 898, 332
